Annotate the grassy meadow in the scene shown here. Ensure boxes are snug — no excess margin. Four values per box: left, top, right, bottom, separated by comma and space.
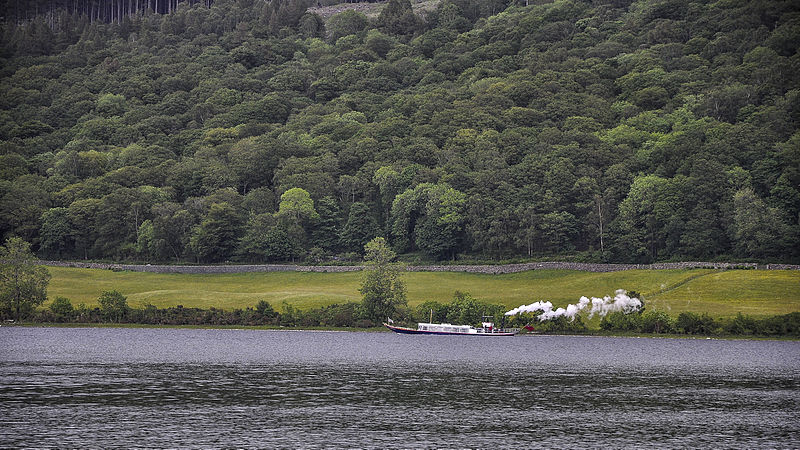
45, 266, 800, 318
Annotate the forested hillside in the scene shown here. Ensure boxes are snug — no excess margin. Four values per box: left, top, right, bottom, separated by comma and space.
0, 0, 798, 264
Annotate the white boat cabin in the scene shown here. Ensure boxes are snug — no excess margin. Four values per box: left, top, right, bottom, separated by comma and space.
416, 322, 498, 334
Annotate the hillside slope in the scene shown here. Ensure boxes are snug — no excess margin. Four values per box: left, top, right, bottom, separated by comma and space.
1, 0, 798, 264
46, 266, 800, 317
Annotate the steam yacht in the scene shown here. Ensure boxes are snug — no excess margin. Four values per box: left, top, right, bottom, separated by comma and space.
383, 320, 518, 336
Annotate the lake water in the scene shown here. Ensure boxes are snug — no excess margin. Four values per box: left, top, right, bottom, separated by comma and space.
1, 327, 798, 448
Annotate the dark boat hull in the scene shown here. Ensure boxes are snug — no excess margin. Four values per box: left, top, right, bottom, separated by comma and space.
383, 323, 516, 336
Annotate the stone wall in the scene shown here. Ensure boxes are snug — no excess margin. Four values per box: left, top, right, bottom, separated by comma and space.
42, 261, 363, 273
763, 264, 800, 270
41, 261, 798, 274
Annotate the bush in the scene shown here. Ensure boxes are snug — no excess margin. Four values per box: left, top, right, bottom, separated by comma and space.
600, 311, 642, 331
640, 310, 674, 334
676, 312, 717, 334
755, 312, 800, 336
98, 290, 129, 323
355, 319, 375, 328
49, 297, 74, 321
255, 300, 277, 319
537, 315, 588, 333
415, 300, 449, 323
446, 291, 504, 326
26, 295, 800, 336
721, 312, 757, 335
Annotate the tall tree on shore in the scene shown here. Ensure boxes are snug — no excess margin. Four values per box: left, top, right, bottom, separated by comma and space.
359, 237, 406, 323
0, 237, 50, 321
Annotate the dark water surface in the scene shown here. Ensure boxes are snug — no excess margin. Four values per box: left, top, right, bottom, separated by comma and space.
1, 327, 798, 448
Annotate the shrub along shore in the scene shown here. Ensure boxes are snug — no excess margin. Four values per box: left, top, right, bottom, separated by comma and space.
21, 305, 800, 339
12, 263, 798, 338
30, 289, 800, 338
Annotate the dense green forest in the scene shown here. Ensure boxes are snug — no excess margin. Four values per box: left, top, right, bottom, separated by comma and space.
0, 0, 798, 264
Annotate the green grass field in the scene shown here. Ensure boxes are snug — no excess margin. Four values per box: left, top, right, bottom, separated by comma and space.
45, 266, 800, 318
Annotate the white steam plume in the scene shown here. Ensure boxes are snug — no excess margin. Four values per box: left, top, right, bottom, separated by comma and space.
505, 289, 642, 322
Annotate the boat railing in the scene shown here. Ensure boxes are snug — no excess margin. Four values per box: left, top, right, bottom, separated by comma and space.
477, 327, 519, 334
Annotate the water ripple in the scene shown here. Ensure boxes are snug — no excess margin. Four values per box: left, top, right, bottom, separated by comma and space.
0, 327, 798, 447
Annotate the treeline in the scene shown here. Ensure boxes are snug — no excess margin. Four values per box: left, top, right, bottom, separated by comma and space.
33, 289, 506, 328
503, 309, 800, 337
40, 293, 371, 326
1, 0, 798, 265
0, 0, 383, 27
29, 291, 800, 337
599, 310, 800, 337
1, 0, 214, 26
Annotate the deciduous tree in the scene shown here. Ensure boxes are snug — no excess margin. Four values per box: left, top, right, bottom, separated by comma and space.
190, 202, 244, 262
0, 237, 50, 321
339, 202, 379, 253
359, 237, 407, 323
98, 290, 129, 323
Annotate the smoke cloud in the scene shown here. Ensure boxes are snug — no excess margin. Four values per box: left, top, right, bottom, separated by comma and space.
504, 289, 642, 321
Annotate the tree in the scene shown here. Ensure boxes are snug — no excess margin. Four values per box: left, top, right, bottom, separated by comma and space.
0, 237, 50, 321
731, 188, 793, 259
228, 137, 274, 194
274, 154, 339, 201
67, 198, 102, 260
277, 188, 319, 223
614, 175, 683, 262
327, 10, 368, 43
373, 166, 404, 224
377, 0, 421, 37
49, 297, 75, 322
190, 202, 244, 263
640, 310, 675, 334
151, 203, 194, 262
298, 12, 326, 39
446, 291, 502, 326
0, 175, 51, 247
96, 93, 127, 117
539, 211, 577, 254
255, 299, 277, 320
39, 207, 74, 258
676, 312, 717, 335
419, 184, 467, 260
365, 30, 395, 58
265, 222, 304, 262
359, 237, 407, 324
274, 187, 320, 257
390, 183, 467, 259
434, 2, 471, 32
238, 213, 301, 262
339, 202, 379, 253
311, 196, 341, 252
136, 219, 158, 260
98, 290, 129, 323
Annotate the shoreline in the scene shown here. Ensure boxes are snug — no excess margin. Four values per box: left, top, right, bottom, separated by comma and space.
5, 322, 798, 341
